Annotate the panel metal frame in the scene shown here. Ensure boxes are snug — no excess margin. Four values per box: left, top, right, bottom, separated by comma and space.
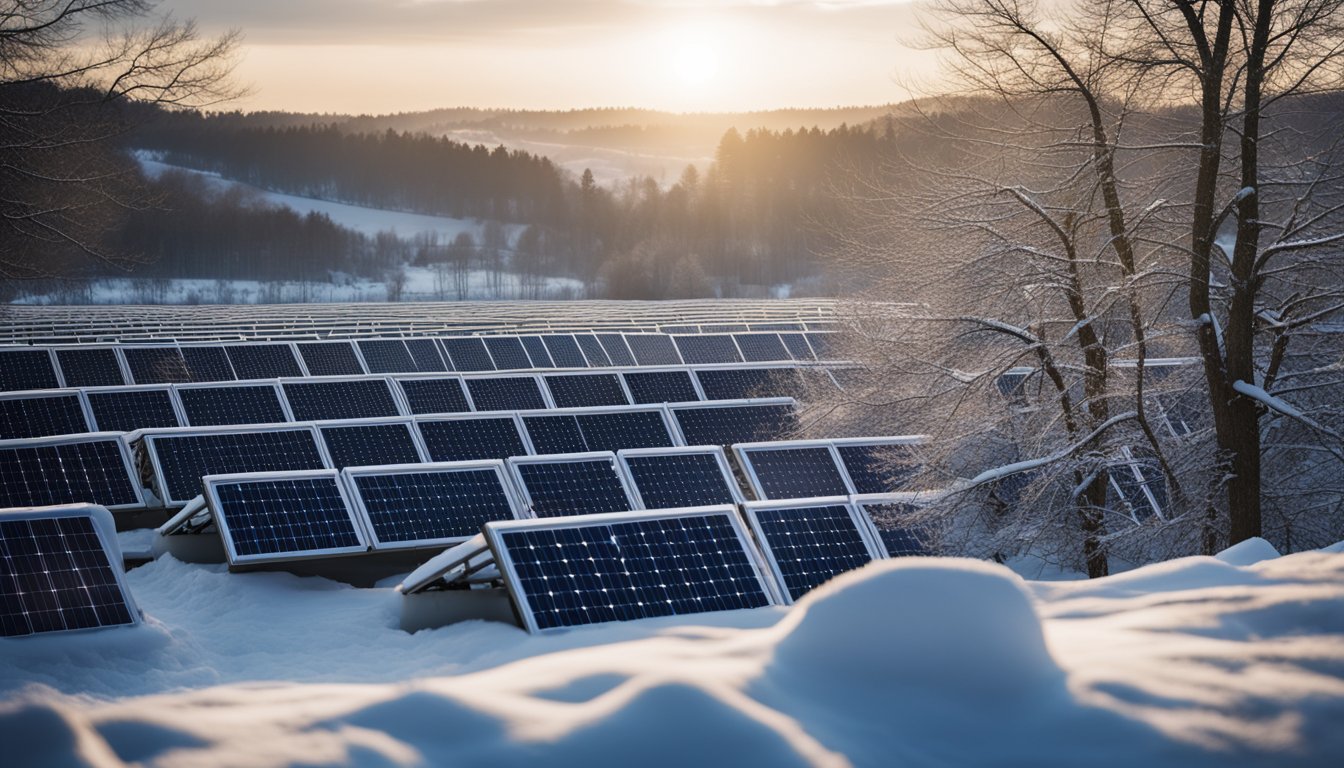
0, 432, 147, 510
616, 445, 746, 507
139, 423, 330, 507
742, 496, 884, 604
505, 450, 639, 519
202, 468, 370, 565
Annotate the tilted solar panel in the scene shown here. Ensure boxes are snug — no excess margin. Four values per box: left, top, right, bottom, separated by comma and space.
733, 334, 791, 362
834, 440, 921, 494
396, 377, 472, 415
854, 498, 931, 558
779, 333, 816, 361
85, 387, 181, 433
541, 335, 588, 368
0, 393, 90, 439
319, 422, 424, 468
357, 340, 418, 373
695, 368, 804, 401
737, 445, 851, 499
805, 332, 835, 360
622, 370, 701, 404
180, 347, 237, 382
204, 471, 367, 564
177, 384, 288, 427
523, 410, 676, 455
490, 507, 777, 631
619, 448, 742, 509
225, 344, 303, 380
622, 334, 682, 366
439, 337, 496, 372
0, 349, 61, 392
404, 339, 449, 372
745, 500, 880, 603
0, 506, 139, 637
297, 342, 366, 376
518, 336, 554, 368
144, 427, 328, 506
346, 462, 524, 549
483, 337, 532, 371
509, 454, 636, 518
123, 347, 191, 385
672, 402, 797, 447
282, 379, 401, 421
596, 334, 636, 366
701, 324, 749, 334
55, 349, 125, 388
417, 416, 529, 462
465, 376, 548, 411
0, 436, 143, 509
521, 415, 586, 454
543, 373, 630, 408
574, 334, 612, 367
674, 335, 743, 365
1109, 448, 1167, 522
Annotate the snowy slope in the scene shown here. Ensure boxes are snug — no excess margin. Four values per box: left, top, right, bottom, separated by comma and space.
2, 543, 1343, 767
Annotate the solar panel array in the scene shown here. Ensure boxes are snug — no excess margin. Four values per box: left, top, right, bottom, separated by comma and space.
144, 426, 328, 505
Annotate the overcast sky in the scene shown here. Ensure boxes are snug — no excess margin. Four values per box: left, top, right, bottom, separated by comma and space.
159, 0, 933, 114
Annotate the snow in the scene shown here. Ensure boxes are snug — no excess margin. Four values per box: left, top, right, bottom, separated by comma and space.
3, 543, 1344, 766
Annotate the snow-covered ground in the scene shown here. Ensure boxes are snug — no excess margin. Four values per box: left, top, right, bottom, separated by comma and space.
3, 539, 1342, 767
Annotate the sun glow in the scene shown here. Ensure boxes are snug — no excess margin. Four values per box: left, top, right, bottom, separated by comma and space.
670, 40, 720, 89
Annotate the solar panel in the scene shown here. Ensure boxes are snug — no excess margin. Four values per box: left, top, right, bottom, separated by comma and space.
622, 370, 701, 404
542, 335, 588, 368
282, 379, 402, 421
618, 448, 742, 509
489, 507, 777, 631
596, 334, 636, 366
0, 393, 91, 439
0, 349, 61, 391
465, 376, 548, 411
854, 497, 932, 557
519, 336, 554, 368
180, 346, 237, 382
297, 342, 366, 376
122, 347, 191, 384
674, 335, 742, 365
0, 436, 144, 509
396, 377, 472, 415
417, 416, 530, 461
1109, 448, 1167, 522
143, 426, 328, 506
702, 324, 748, 333
996, 367, 1034, 407
733, 334, 791, 362
357, 340, 418, 373
543, 373, 630, 408
574, 334, 612, 367
345, 462, 524, 549
483, 337, 532, 371
440, 337, 496, 372
672, 401, 797, 446
736, 444, 852, 499
404, 338, 449, 372
833, 439, 922, 494
805, 332, 835, 360
508, 454, 637, 518
85, 387, 181, 433
521, 414, 586, 454
204, 471, 368, 564
623, 334, 682, 366
225, 344, 303, 380
319, 421, 425, 468
0, 505, 139, 637
55, 348, 125, 388
745, 499, 880, 603
523, 410, 676, 454
779, 333, 816, 361
696, 368, 804, 401
177, 384, 289, 427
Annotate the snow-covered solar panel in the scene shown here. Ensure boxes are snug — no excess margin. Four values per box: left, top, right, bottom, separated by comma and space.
396, 377, 471, 415
55, 348, 125, 388
623, 334, 682, 366
518, 336, 554, 368
123, 347, 191, 385
736, 443, 851, 500
854, 496, 932, 558
318, 421, 425, 468
483, 337, 532, 371
416, 415, 530, 462
0, 505, 139, 637
804, 332, 835, 360
574, 334, 612, 367
543, 373, 630, 408
281, 378, 402, 421
225, 344, 303, 380
177, 383, 288, 427
0, 392, 91, 439
541, 335, 588, 368
745, 499, 880, 603
0, 435, 144, 510
671, 401, 797, 447
733, 334, 791, 362
490, 507, 778, 632
779, 333, 816, 361
833, 439, 923, 495
345, 461, 525, 549
404, 338, 449, 372
297, 341, 366, 376
465, 376, 548, 411
695, 368, 805, 401
85, 387, 181, 432
622, 370, 701, 404
674, 335, 743, 365
596, 334, 636, 366
0, 349, 61, 392
508, 453, 637, 518
439, 337, 496, 372
522, 409, 676, 455
203, 470, 367, 565
1109, 447, 1167, 522
142, 426, 328, 507
618, 447, 742, 509
357, 340, 418, 373
180, 347, 236, 382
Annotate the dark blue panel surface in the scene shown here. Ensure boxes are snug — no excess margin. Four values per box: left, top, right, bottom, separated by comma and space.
86, 389, 180, 433
354, 468, 516, 543
358, 340, 418, 374
180, 347, 237, 382
860, 502, 929, 557
225, 345, 303, 380
440, 338, 496, 372
0, 515, 134, 637
519, 336, 554, 368
779, 333, 816, 361
674, 335, 742, 365
733, 334, 791, 362
574, 335, 612, 367
522, 415, 586, 455
0, 439, 140, 508
541, 335, 588, 368
622, 371, 699, 404
466, 377, 547, 411
397, 378, 471, 415
214, 477, 360, 558
418, 418, 527, 462
282, 380, 400, 421
836, 443, 919, 494
514, 459, 632, 518
623, 335, 682, 366
178, 385, 287, 427
123, 348, 190, 385
55, 349, 125, 388
544, 374, 629, 408
745, 447, 850, 499
153, 430, 326, 503
753, 504, 874, 601
696, 369, 803, 401
575, 412, 674, 452
0, 350, 61, 392
483, 337, 532, 371
297, 342, 366, 376
673, 404, 796, 446
596, 334, 636, 366
624, 453, 737, 509
320, 423, 421, 468
404, 339, 449, 372
0, 395, 89, 439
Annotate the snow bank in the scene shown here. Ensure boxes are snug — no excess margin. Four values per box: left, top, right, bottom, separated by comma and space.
1215, 537, 1280, 566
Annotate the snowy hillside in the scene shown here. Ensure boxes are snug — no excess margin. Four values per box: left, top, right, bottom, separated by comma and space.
3, 541, 1342, 767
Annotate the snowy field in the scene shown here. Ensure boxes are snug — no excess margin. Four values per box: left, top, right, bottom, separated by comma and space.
3, 538, 1342, 767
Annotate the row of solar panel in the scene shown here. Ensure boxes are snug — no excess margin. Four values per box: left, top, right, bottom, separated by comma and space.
0, 366, 832, 440
0, 331, 838, 391
0, 400, 799, 511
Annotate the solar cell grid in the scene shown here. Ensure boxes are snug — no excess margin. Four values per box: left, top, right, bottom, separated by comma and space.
596, 334, 636, 366
544, 374, 630, 408
857, 500, 930, 557
779, 333, 816, 361
696, 368, 803, 401
85, 388, 181, 433
225, 344, 303, 380
147, 428, 327, 505
483, 337, 532, 371
620, 450, 740, 509
739, 445, 851, 499
0, 437, 142, 509
0, 349, 61, 392
417, 416, 529, 462
574, 335, 612, 367
622, 334, 682, 366
404, 338, 449, 372
177, 384, 288, 427
123, 347, 191, 384
465, 376, 548, 411
519, 336, 554, 368
835, 442, 920, 495
672, 402, 797, 447
733, 334, 791, 362
805, 332, 834, 360
397, 377, 472, 415
573, 411, 675, 452
747, 501, 877, 602
349, 464, 521, 547
0, 510, 137, 637
207, 473, 365, 562
55, 349, 125, 388
541, 335, 588, 368
358, 340, 418, 373
511, 456, 635, 518
319, 422, 424, 468
440, 337, 496, 372
282, 379, 401, 421
522, 415, 586, 454
0, 393, 90, 439
622, 370, 701, 404
297, 342, 365, 376
180, 347, 237, 382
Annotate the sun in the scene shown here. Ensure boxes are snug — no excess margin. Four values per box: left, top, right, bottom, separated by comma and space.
670, 41, 720, 89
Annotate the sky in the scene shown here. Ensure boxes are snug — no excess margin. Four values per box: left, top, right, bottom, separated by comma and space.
160, 0, 933, 114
